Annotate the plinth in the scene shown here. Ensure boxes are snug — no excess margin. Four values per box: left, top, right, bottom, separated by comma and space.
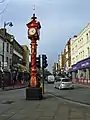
26, 87, 43, 100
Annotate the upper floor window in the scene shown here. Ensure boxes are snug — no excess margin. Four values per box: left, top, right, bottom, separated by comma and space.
87, 47, 90, 56
89, 31, 90, 37
10, 45, 13, 54
72, 48, 74, 54
76, 55, 78, 61
3, 42, 4, 52
7, 42, 9, 52
82, 51, 84, 58
10, 59, 12, 65
6, 57, 8, 64
75, 45, 77, 49
86, 33, 88, 41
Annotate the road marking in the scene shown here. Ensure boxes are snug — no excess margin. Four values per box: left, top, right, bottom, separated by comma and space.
47, 92, 90, 107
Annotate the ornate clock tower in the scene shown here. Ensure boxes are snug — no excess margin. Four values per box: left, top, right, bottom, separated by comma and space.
26, 13, 42, 100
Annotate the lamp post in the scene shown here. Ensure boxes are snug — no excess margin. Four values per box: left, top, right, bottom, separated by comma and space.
10, 35, 14, 87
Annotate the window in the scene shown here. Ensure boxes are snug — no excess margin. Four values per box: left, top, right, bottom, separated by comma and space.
82, 51, 84, 58
72, 48, 74, 54
10, 59, 12, 65
76, 55, 78, 61
10, 45, 13, 54
3, 42, 4, 52
86, 33, 88, 41
62, 79, 71, 82
87, 47, 90, 56
89, 31, 90, 38
7, 42, 9, 52
81, 52, 82, 58
75, 45, 77, 50
6, 57, 8, 64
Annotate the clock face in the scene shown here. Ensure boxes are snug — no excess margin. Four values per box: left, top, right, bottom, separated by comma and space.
29, 28, 36, 35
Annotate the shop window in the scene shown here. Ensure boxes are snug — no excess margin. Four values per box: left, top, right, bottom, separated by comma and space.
89, 69, 90, 79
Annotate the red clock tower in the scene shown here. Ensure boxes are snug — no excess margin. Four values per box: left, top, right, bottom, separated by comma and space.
26, 13, 42, 100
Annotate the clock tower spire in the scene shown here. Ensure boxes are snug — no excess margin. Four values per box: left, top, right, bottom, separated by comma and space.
31, 4, 37, 20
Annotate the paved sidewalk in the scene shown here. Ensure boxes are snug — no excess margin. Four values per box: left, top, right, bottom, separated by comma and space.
75, 83, 90, 88
0, 93, 90, 120
0, 84, 27, 91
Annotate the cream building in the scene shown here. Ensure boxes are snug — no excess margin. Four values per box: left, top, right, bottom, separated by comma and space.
64, 39, 71, 73
70, 23, 90, 81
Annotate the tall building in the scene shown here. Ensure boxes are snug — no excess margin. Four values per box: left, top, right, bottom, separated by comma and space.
22, 45, 29, 71
59, 52, 65, 71
64, 38, 71, 73
0, 28, 29, 86
70, 24, 90, 81
0, 28, 13, 72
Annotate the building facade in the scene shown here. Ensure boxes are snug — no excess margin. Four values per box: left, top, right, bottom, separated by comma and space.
22, 45, 29, 72
0, 34, 4, 70
12, 39, 23, 71
64, 39, 71, 73
70, 24, 90, 82
58, 52, 65, 73
0, 28, 30, 86
0, 29, 13, 72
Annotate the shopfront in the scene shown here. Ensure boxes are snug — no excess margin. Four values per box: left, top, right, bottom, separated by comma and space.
70, 57, 90, 82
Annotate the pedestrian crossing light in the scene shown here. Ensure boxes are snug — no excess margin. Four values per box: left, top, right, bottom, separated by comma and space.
42, 54, 48, 69
36, 55, 41, 69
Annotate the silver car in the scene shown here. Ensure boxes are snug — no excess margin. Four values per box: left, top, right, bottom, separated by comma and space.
54, 77, 74, 89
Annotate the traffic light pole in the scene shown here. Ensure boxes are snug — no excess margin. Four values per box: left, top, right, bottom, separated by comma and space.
42, 67, 44, 94
42, 54, 48, 94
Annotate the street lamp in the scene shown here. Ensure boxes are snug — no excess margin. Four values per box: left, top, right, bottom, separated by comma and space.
4, 21, 13, 28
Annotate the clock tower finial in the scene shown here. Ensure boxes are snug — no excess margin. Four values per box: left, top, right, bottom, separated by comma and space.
31, 4, 37, 20
33, 4, 35, 13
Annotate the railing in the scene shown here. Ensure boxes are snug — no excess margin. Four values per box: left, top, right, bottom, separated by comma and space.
72, 78, 90, 84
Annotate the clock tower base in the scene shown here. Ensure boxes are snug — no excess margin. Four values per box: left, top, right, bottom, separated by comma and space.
26, 87, 43, 100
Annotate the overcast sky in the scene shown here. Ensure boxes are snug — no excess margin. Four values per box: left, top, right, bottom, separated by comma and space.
0, 0, 90, 71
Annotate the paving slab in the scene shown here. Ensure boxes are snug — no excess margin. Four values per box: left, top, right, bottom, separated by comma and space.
0, 93, 90, 120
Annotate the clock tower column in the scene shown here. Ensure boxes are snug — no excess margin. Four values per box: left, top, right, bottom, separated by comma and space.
26, 13, 42, 100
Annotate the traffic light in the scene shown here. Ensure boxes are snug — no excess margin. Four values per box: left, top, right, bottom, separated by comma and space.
42, 54, 48, 69
36, 55, 41, 68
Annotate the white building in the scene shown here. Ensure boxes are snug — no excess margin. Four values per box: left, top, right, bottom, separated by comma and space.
0, 29, 14, 72
0, 34, 4, 71
70, 24, 90, 81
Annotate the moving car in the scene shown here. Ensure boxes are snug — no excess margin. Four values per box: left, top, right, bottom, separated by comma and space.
47, 75, 55, 83
54, 77, 74, 89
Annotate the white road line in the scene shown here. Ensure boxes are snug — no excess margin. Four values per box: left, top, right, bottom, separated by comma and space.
47, 92, 90, 107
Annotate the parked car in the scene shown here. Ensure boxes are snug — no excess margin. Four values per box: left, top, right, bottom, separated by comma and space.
54, 77, 74, 89
47, 75, 55, 83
